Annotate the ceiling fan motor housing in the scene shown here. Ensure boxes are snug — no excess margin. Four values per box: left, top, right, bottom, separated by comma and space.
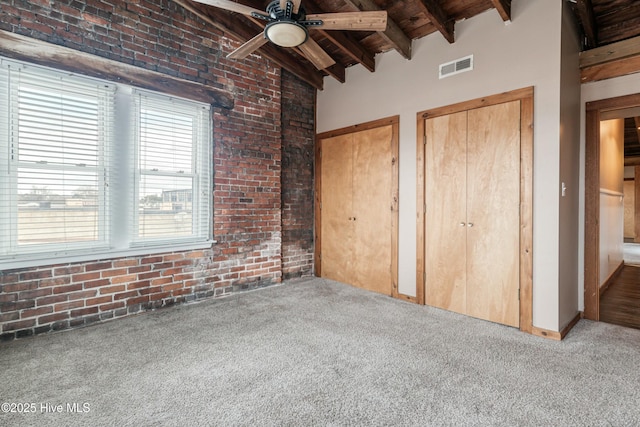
263, 1, 310, 47
266, 0, 306, 21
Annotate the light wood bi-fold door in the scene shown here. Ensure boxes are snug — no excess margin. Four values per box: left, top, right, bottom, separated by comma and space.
317, 117, 399, 297
424, 100, 521, 327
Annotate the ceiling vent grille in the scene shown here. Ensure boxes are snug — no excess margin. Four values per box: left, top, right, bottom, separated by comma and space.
439, 55, 474, 79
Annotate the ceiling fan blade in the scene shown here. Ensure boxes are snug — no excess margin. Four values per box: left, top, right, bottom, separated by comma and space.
306, 11, 388, 31
298, 37, 336, 70
227, 33, 269, 60
191, 0, 262, 17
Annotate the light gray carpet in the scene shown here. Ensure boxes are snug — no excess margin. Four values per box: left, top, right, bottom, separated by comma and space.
1, 276, 639, 426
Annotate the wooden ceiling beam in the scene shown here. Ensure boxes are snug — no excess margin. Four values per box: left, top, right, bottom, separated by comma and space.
319, 29, 376, 72
574, 0, 598, 49
303, 0, 376, 72
580, 35, 640, 83
324, 63, 346, 83
491, 0, 512, 22
176, 0, 325, 90
342, 0, 412, 60
0, 29, 234, 109
580, 35, 640, 68
418, 0, 455, 43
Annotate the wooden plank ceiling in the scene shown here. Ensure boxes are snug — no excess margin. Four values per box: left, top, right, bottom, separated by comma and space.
176, 0, 512, 89
177, 1, 640, 151
176, 0, 640, 90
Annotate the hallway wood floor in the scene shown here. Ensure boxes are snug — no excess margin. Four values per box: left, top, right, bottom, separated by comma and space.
600, 264, 640, 330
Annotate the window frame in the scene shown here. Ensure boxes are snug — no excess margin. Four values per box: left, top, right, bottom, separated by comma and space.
0, 58, 214, 270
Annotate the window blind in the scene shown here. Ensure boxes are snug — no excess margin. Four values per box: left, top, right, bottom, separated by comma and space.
131, 90, 211, 247
0, 60, 115, 258
0, 56, 212, 267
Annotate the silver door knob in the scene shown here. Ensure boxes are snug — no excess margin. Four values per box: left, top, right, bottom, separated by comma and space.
467, 223, 474, 227
459, 222, 466, 227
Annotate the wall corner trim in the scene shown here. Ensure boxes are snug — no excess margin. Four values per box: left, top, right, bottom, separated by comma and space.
531, 312, 583, 341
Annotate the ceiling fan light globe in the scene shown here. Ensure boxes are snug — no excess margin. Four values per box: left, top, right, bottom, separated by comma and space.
265, 21, 308, 47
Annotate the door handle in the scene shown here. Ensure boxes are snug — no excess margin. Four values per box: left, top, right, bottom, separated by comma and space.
459, 222, 466, 227
467, 223, 474, 227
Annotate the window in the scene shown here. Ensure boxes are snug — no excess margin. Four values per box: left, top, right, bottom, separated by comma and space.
0, 58, 212, 268
132, 90, 211, 247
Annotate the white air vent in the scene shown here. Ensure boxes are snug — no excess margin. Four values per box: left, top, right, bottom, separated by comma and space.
439, 55, 474, 79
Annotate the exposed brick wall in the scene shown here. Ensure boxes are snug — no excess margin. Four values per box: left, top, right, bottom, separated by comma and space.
281, 69, 315, 279
0, 0, 315, 340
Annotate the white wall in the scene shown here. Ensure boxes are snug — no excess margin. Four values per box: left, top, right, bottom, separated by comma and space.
317, 0, 568, 330
599, 191, 624, 285
598, 118, 625, 286
558, 2, 582, 329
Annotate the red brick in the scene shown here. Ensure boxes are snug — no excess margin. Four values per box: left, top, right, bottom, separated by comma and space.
127, 296, 150, 306
86, 296, 112, 306
101, 268, 128, 278
150, 291, 171, 301
53, 266, 84, 276
36, 294, 68, 307
40, 276, 72, 287
3, 281, 38, 293
99, 302, 125, 312
128, 265, 151, 274
21, 306, 54, 318
70, 307, 99, 317
3, 319, 36, 332
20, 270, 52, 281
99, 285, 126, 295
85, 261, 113, 272
138, 271, 161, 280
54, 300, 84, 312
113, 291, 138, 300
141, 256, 163, 265
127, 280, 150, 290
84, 279, 111, 289
162, 254, 185, 262
0, 273, 20, 284
38, 313, 69, 325
18, 288, 52, 300
53, 283, 83, 294
151, 277, 172, 286
0, 312, 20, 323
73, 272, 101, 282
67, 290, 97, 300
114, 259, 139, 268
162, 283, 183, 292
110, 274, 137, 284
139, 286, 163, 296
0, 293, 17, 303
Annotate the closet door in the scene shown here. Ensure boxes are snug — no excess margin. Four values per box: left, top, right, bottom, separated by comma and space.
320, 134, 353, 285
466, 101, 521, 327
318, 120, 396, 297
352, 125, 393, 294
424, 112, 468, 314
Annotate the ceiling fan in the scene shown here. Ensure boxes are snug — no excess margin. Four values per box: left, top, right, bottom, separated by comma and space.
192, 0, 388, 70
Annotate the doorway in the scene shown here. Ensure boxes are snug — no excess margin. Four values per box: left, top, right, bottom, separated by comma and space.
584, 93, 640, 323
